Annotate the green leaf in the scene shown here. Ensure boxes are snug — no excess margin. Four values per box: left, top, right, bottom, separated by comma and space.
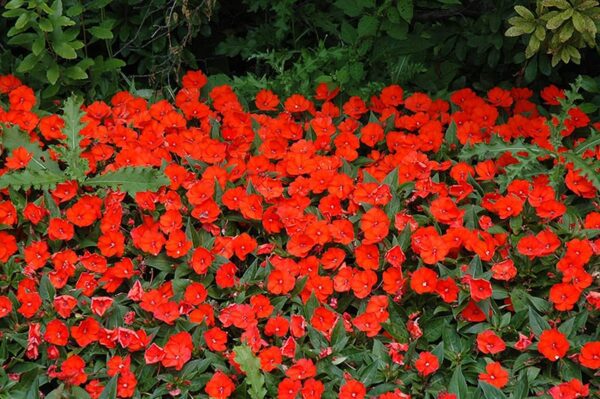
528, 308, 551, 336
542, 0, 571, 9
445, 121, 458, 146
513, 374, 529, 399
334, 0, 369, 17
234, 345, 267, 399
85, 167, 170, 195
47, 63, 60, 85
52, 41, 77, 59
479, 381, 507, 399
89, 26, 113, 39
515, 5, 535, 20
0, 170, 66, 191
575, 131, 600, 155
357, 15, 379, 37
39, 273, 56, 301
58, 96, 88, 180
25, 374, 40, 399
459, 136, 545, 161
546, 9, 573, 30
98, 375, 118, 399
397, 0, 413, 23
32, 36, 45, 56
39, 17, 53, 32
448, 366, 469, 399
562, 152, 600, 191
63, 66, 88, 80
45, 384, 65, 399
525, 36, 541, 58
17, 54, 39, 73
505, 26, 527, 37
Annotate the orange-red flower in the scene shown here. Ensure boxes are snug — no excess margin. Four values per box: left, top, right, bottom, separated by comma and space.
538, 329, 570, 362
479, 362, 509, 388
415, 351, 439, 376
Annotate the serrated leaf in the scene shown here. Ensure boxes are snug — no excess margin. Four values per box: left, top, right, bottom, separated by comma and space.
575, 131, 600, 155
562, 152, 600, 191
459, 136, 545, 161
85, 167, 169, 194
234, 345, 266, 399
0, 170, 65, 191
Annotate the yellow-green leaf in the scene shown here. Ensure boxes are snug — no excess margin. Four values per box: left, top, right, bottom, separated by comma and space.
525, 36, 541, 58
515, 5, 535, 20
546, 9, 573, 29
506, 26, 527, 37
534, 24, 547, 40
542, 0, 571, 9
558, 22, 574, 41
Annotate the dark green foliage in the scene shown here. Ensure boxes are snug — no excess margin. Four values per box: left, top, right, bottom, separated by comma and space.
1, 0, 598, 102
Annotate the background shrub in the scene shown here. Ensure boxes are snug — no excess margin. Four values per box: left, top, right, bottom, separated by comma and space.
1, 0, 599, 102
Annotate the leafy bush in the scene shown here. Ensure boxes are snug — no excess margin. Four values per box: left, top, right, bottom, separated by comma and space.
0, 0, 215, 100
2, 0, 599, 103
506, 0, 600, 66
215, 0, 600, 97
0, 72, 599, 398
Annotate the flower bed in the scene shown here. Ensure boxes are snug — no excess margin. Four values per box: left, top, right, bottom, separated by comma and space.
0, 72, 598, 399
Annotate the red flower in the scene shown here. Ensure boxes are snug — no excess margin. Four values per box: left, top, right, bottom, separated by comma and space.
117, 370, 137, 398
578, 341, 600, 369
286, 358, 317, 380
538, 329, 570, 362
476, 330, 506, 354
205, 327, 228, 352
44, 319, 70, 346
479, 362, 509, 388
0, 296, 13, 319
466, 277, 493, 302
410, 267, 438, 294
278, 378, 302, 399
0, 232, 18, 262
161, 331, 193, 370
549, 283, 581, 311
415, 351, 439, 376
55, 355, 87, 386
205, 371, 235, 399
340, 379, 366, 399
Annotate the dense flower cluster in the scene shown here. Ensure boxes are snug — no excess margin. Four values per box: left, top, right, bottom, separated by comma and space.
0, 71, 598, 399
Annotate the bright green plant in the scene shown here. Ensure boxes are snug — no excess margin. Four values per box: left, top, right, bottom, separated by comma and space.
506, 0, 600, 66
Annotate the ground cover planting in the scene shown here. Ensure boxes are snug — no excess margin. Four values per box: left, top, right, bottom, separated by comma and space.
0, 71, 598, 398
